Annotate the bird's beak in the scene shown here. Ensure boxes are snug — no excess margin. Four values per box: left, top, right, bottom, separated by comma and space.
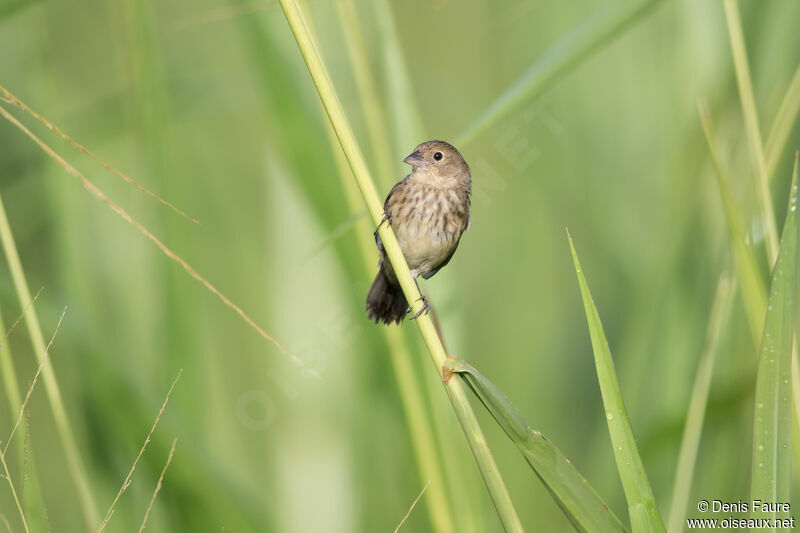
403, 151, 428, 167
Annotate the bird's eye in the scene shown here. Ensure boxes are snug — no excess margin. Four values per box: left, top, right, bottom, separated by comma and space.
433, 152, 443, 161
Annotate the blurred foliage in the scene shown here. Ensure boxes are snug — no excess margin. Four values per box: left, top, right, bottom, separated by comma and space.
1, 0, 799, 531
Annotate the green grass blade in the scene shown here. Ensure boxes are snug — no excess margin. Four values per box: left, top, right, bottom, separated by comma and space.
373, 0, 426, 153
334, 0, 395, 189
0, 195, 100, 528
698, 104, 768, 344
568, 231, 665, 533
666, 274, 734, 533
0, 446, 30, 533
444, 357, 628, 533
766, 65, 800, 180
723, 0, 778, 260
455, 0, 661, 146
750, 156, 798, 527
0, 307, 51, 532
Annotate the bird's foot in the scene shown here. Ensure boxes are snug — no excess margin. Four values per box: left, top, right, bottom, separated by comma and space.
373, 211, 391, 238
408, 295, 430, 320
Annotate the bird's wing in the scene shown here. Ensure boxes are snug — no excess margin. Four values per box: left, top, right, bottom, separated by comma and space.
374, 178, 409, 260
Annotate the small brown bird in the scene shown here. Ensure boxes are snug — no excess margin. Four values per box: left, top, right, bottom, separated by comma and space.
366, 140, 472, 324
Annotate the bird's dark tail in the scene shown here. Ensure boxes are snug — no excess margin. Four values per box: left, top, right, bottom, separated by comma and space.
366, 268, 408, 325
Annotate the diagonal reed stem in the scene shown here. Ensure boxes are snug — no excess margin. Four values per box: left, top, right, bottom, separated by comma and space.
276, 1, 524, 530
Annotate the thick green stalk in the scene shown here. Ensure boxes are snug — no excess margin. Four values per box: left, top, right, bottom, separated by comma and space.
277, 1, 523, 530
0, 195, 99, 529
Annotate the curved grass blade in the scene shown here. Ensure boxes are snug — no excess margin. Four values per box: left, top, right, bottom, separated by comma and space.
750, 156, 798, 528
766, 65, 800, 180
722, 0, 778, 260
568, 231, 665, 533
444, 357, 628, 533
698, 103, 767, 344
455, 0, 662, 146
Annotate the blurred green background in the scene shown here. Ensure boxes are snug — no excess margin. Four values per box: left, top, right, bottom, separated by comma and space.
1, 0, 799, 531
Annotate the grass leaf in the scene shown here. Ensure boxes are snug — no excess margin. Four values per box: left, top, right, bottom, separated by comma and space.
568, 231, 665, 533
698, 103, 768, 344
444, 357, 628, 533
723, 0, 778, 259
455, 0, 662, 146
750, 155, 798, 526
766, 65, 800, 180
666, 274, 734, 533
0, 195, 100, 528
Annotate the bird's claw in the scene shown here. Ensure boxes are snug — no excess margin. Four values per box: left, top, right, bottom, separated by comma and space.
374, 211, 391, 237
408, 295, 430, 320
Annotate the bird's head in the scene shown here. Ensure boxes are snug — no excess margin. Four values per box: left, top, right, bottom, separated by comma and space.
403, 140, 470, 184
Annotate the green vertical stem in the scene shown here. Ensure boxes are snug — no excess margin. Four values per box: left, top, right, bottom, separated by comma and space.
277, 1, 524, 530
666, 273, 733, 533
0, 309, 49, 532
0, 447, 30, 533
334, 0, 395, 189
373, 0, 426, 156
722, 0, 778, 261
0, 195, 99, 529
